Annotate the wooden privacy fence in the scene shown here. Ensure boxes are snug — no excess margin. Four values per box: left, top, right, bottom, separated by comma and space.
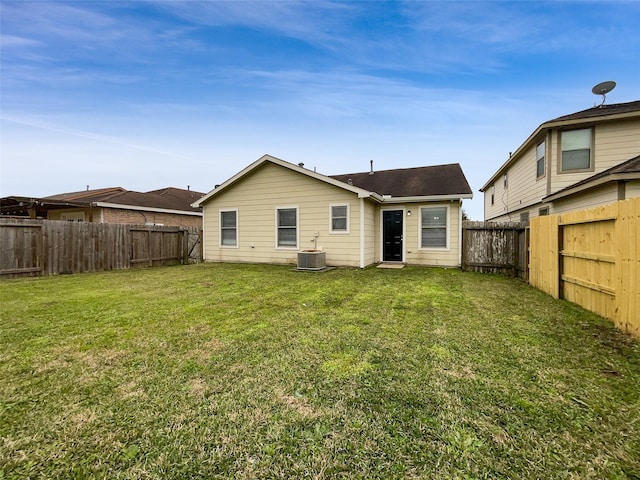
462, 221, 528, 279
529, 197, 639, 338
0, 218, 202, 278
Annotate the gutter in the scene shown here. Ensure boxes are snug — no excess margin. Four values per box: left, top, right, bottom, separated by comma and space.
93, 202, 203, 216
380, 194, 473, 203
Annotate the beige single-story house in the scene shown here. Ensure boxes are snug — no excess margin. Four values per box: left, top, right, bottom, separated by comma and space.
192, 155, 473, 268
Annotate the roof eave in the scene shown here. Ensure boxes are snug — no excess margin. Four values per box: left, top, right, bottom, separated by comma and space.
542, 172, 640, 202
380, 193, 473, 204
480, 108, 640, 192
93, 202, 203, 216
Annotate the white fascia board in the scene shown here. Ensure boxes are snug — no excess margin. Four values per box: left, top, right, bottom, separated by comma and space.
381, 194, 473, 204
93, 202, 202, 216
192, 154, 379, 206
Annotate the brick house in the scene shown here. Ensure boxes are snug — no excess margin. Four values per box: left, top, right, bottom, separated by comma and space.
1, 187, 204, 228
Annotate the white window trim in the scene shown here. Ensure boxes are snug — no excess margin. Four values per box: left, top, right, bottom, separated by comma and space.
219, 208, 239, 248
275, 205, 299, 250
418, 204, 450, 251
536, 140, 546, 179
329, 203, 350, 234
559, 127, 594, 173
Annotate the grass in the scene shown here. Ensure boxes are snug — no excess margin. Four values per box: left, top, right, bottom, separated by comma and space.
1, 263, 639, 479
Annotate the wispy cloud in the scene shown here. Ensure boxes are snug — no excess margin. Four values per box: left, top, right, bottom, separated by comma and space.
1, 114, 195, 162
403, 1, 640, 55
146, 0, 356, 45
0, 34, 42, 48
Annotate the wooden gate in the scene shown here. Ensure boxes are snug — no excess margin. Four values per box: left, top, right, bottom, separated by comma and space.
559, 215, 617, 321
130, 228, 183, 267
0, 219, 202, 278
529, 198, 639, 338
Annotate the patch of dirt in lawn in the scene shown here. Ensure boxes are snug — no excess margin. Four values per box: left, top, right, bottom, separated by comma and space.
188, 337, 225, 364
441, 364, 477, 380
117, 380, 146, 400
189, 377, 207, 398
35, 346, 126, 379
276, 388, 324, 419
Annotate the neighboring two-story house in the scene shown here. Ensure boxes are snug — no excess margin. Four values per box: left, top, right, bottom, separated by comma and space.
480, 100, 640, 222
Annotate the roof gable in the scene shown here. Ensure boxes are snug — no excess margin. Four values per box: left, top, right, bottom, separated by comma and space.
193, 155, 381, 207
194, 155, 473, 207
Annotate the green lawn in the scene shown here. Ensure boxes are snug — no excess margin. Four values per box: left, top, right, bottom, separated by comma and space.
1, 264, 639, 479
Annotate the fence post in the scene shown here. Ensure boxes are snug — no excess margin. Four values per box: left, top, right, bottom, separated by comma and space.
557, 223, 564, 300
182, 229, 189, 264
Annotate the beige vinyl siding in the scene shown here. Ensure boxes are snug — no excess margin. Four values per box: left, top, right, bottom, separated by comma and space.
594, 120, 640, 165
202, 163, 363, 267
484, 183, 498, 220
551, 182, 638, 215
48, 208, 92, 221
484, 142, 546, 221
373, 206, 381, 263
403, 202, 461, 267
626, 180, 640, 198
362, 200, 376, 267
550, 119, 640, 194
504, 145, 546, 213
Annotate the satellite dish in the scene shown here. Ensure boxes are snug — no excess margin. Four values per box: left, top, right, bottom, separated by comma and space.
592, 80, 616, 106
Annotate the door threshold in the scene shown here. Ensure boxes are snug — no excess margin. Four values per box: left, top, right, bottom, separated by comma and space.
377, 262, 405, 269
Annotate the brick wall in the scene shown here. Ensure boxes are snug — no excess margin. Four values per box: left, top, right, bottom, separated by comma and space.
102, 208, 202, 228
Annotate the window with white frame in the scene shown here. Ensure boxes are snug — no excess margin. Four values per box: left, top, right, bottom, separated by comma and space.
330, 204, 349, 233
220, 210, 237, 247
276, 207, 297, 248
490, 185, 495, 205
561, 128, 592, 172
420, 206, 447, 248
536, 141, 545, 178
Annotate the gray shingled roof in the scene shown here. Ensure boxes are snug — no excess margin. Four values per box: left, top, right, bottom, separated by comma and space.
547, 100, 640, 123
543, 154, 640, 202
330, 163, 472, 197
44, 187, 204, 212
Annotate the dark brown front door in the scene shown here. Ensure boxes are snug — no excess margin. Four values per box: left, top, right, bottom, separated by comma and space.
383, 210, 403, 262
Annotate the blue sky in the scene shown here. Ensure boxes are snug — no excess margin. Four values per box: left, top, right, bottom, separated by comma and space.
1, 1, 639, 220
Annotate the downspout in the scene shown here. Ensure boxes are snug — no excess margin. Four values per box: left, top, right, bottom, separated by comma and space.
458, 199, 463, 267
359, 198, 365, 268
201, 206, 206, 261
